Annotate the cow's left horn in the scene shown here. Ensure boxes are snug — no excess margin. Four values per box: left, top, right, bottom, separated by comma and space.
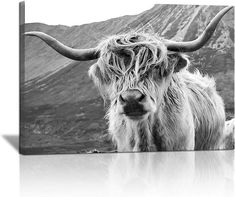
24, 31, 100, 61
165, 6, 233, 52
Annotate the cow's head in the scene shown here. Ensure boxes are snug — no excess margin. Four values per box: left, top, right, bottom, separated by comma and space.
25, 7, 232, 121
88, 33, 189, 120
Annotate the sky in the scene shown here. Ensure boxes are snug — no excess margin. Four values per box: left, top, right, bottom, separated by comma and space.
25, 0, 159, 26
24, 0, 232, 26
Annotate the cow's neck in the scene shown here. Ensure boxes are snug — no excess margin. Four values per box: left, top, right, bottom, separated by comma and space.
125, 117, 155, 152
109, 112, 157, 152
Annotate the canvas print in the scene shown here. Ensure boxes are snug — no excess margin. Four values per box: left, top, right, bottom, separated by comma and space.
20, 2, 234, 154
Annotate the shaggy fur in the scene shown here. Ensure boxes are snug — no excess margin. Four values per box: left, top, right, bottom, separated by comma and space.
88, 32, 232, 152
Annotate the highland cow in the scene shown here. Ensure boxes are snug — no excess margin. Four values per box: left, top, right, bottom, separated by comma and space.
25, 6, 234, 152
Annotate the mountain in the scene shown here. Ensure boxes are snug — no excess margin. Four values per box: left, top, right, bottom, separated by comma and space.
21, 4, 234, 154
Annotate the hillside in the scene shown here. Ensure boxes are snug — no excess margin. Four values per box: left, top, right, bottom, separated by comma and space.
21, 4, 234, 154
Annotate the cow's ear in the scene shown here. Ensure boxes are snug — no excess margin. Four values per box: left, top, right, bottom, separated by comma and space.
168, 53, 188, 73
174, 56, 188, 72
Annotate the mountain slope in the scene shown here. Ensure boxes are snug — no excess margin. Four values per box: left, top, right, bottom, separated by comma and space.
23, 4, 234, 109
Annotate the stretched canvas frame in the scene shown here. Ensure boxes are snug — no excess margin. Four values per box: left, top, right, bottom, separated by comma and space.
20, 1, 234, 155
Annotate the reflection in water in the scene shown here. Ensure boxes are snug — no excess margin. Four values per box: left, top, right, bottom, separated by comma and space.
20, 151, 234, 197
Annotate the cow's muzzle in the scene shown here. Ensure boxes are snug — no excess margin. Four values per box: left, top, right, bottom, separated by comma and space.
119, 90, 147, 120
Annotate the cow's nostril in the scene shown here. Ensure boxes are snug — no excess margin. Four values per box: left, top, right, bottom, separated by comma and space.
138, 94, 145, 102
119, 94, 126, 103
120, 92, 145, 104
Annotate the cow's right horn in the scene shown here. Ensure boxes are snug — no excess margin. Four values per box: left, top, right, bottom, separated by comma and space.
24, 31, 100, 61
165, 6, 233, 52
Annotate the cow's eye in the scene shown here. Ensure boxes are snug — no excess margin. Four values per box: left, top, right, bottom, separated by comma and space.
143, 73, 149, 78
140, 71, 150, 80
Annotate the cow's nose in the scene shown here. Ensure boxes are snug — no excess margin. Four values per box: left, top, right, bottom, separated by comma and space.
119, 90, 145, 104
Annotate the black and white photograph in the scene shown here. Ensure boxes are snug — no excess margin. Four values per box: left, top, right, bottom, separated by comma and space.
0, 1, 234, 197
20, 2, 234, 154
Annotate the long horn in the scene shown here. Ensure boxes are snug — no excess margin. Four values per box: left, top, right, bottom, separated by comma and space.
165, 6, 233, 52
24, 31, 100, 61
